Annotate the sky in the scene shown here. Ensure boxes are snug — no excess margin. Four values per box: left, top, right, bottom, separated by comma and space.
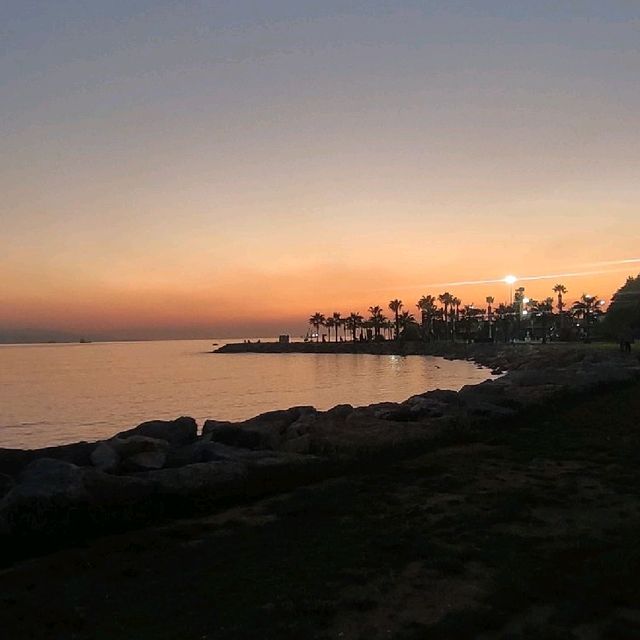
2, 1, 639, 340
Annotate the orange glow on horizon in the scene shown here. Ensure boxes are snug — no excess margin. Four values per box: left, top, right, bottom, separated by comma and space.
3, 252, 637, 339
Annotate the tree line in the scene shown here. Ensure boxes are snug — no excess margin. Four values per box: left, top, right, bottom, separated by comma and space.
308, 283, 611, 343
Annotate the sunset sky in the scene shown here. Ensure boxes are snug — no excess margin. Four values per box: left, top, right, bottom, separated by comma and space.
2, 1, 639, 341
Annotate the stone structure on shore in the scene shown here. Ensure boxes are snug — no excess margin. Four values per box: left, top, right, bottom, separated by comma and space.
1, 344, 639, 562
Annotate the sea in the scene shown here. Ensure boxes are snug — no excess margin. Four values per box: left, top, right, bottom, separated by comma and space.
0, 339, 493, 449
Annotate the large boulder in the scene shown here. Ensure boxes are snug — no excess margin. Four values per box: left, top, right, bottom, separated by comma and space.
124, 450, 167, 471
203, 407, 317, 451
115, 416, 197, 447
90, 436, 171, 473
90, 441, 120, 472
0, 441, 96, 477
111, 436, 170, 472
202, 421, 263, 449
0, 459, 89, 536
244, 406, 316, 430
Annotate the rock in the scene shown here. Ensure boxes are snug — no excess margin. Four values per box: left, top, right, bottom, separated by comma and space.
243, 407, 317, 440
283, 434, 312, 454
286, 413, 318, 438
0, 459, 89, 537
17, 458, 86, 497
202, 422, 263, 450
0, 441, 96, 477
90, 442, 120, 472
123, 450, 167, 471
108, 436, 170, 472
326, 404, 354, 418
115, 416, 197, 447
110, 435, 170, 458
403, 397, 446, 419
203, 407, 317, 451
0, 473, 15, 499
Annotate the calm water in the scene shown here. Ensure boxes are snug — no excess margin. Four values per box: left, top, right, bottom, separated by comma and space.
0, 340, 493, 449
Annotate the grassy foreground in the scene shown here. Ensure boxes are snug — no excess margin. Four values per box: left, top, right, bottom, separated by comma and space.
2, 381, 640, 639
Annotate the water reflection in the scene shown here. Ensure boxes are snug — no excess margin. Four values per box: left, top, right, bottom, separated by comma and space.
0, 340, 493, 448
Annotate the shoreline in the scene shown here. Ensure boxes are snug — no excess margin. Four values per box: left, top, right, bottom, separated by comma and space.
213, 338, 616, 373
1, 343, 639, 564
5, 379, 640, 638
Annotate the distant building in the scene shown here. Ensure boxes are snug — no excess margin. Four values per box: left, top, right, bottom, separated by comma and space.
278, 334, 290, 344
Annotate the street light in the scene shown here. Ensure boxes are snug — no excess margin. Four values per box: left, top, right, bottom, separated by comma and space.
504, 275, 517, 305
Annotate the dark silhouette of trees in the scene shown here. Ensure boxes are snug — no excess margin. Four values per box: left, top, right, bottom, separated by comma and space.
332, 312, 342, 342
438, 292, 453, 340
305, 275, 634, 346
571, 294, 604, 341
308, 313, 325, 342
368, 305, 386, 339
417, 295, 437, 341
553, 284, 567, 313
388, 299, 403, 340
602, 274, 640, 338
345, 312, 363, 342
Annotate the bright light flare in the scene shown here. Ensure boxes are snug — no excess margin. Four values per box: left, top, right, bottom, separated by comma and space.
504, 275, 517, 284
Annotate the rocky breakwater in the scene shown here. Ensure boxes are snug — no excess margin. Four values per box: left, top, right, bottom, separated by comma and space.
1, 346, 639, 561
0, 415, 329, 562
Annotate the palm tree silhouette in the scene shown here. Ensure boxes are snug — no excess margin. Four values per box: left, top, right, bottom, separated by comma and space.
452, 297, 461, 321
331, 312, 342, 342
553, 284, 567, 314
368, 305, 386, 339
438, 292, 453, 339
325, 317, 336, 342
388, 299, 403, 340
308, 313, 325, 342
417, 295, 438, 341
532, 297, 554, 342
345, 312, 363, 342
571, 294, 603, 340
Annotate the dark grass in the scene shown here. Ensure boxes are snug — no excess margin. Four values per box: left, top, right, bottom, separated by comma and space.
2, 381, 640, 639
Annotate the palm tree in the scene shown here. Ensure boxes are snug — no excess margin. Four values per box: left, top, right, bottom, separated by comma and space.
438, 292, 453, 339
388, 299, 403, 340
324, 317, 335, 342
332, 312, 342, 342
571, 294, 604, 341
398, 310, 417, 339
452, 297, 461, 321
486, 296, 495, 340
416, 295, 438, 341
399, 310, 416, 327
308, 313, 325, 342
532, 297, 554, 343
345, 312, 363, 342
368, 305, 386, 339
553, 284, 567, 314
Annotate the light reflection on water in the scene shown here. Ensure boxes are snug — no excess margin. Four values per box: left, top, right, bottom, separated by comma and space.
0, 340, 493, 449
